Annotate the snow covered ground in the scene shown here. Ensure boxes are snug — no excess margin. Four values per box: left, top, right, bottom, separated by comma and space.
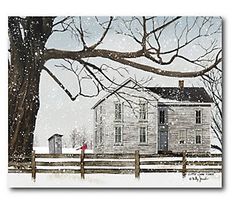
8, 172, 222, 188
8, 147, 222, 188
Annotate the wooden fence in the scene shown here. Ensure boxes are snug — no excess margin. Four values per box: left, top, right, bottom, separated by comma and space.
8, 150, 222, 181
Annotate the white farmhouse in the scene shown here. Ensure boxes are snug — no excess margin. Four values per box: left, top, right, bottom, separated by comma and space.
92, 78, 213, 154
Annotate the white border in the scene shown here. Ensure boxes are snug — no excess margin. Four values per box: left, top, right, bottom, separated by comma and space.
1, 1, 234, 209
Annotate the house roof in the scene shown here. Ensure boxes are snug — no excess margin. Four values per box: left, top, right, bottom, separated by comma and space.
91, 78, 157, 109
147, 87, 213, 103
48, 134, 63, 141
91, 78, 213, 109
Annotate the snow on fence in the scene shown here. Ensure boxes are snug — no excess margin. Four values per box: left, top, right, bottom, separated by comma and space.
8, 150, 222, 181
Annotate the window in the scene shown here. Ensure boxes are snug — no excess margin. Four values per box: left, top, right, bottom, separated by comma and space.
114, 102, 123, 144
196, 135, 201, 144
139, 126, 147, 143
139, 102, 147, 120
115, 126, 122, 144
115, 103, 122, 120
94, 129, 98, 144
196, 130, 202, 144
100, 106, 103, 122
95, 108, 98, 123
196, 110, 202, 124
159, 110, 165, 124
99, 127, 103, 143
179, 130, 186, 144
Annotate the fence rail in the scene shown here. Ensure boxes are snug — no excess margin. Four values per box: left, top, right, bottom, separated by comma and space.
8, 150, 222, 181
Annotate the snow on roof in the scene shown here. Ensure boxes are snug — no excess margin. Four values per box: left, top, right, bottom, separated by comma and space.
48, 133, 63, 141
148, 87, 213, 103
91, 78, 213, 109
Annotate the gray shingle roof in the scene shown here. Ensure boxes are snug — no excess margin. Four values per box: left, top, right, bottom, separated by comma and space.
147, 87, 213, 103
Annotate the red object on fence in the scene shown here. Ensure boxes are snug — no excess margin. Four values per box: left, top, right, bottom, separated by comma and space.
76, 143, 88, 151
81, 143, 87, 151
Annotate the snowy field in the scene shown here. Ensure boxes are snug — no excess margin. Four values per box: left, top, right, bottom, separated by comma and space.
8, 172, 222, 188
8, 147, 222, 188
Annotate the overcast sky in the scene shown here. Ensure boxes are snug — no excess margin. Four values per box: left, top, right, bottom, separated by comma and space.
34, 16, 221, 146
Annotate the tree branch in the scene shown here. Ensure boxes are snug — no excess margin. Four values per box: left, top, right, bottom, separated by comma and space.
42, 66, 78, 101
44, 48, 222, 77
147, 16, 181, 37
107, 56, 222, 77
90, 16, 113, 50
211, 144, 222, 153
53, 16, 70, 27
44, 16, 222, 78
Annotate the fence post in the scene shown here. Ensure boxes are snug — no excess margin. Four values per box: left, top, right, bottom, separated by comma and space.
135, 150, 140, 178
80, 149, 85, 179
31, 150, 36, 181
182, 150, 187, 178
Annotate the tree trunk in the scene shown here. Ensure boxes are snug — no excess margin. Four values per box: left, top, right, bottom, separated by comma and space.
8, 53, 41, 161
8, 17, 54, 162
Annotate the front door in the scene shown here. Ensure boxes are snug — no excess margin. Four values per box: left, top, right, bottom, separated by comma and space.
159, 131, 168, 151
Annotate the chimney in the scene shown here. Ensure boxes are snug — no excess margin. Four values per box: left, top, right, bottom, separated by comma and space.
179, 80, 184, 91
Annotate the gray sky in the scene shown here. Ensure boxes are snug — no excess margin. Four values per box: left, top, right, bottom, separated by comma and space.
34, 16, 221, 146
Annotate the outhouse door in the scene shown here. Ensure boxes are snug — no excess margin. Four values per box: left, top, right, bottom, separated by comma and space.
158, 131, 168, 151
55, 139, 62, 154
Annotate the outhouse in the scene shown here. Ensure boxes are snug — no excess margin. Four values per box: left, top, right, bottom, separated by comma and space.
48, 134, 63, 154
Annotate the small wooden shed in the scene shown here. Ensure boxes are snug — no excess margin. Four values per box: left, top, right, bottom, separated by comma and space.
48, 134, 63, 154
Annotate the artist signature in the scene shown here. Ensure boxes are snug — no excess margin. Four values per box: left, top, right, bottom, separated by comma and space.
188, 173, 214, 182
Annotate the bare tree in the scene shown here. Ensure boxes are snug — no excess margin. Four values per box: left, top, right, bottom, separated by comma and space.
8, 16, 222, 161
70, 128, 91, 149
201, 66, 222, 152
70, 128, 80, 148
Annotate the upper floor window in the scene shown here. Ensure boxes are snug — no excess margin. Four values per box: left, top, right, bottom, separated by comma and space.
95, 108, 98, 123
140, 126, 147, 143
139, 102, 147, 120
100, 106, 103, 122
196, 110, 202, 124
114, 126, 122, 144
115, 102, 122, 120
159, 110, 165, 124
